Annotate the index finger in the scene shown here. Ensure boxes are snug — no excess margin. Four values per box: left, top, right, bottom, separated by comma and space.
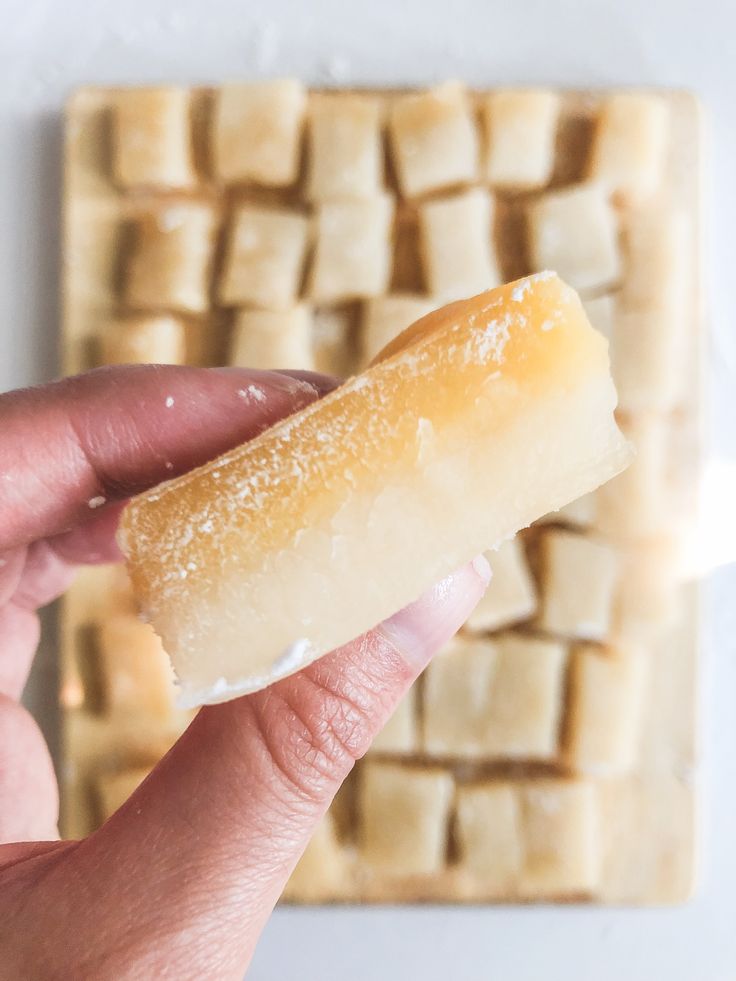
0, 365, 335, 552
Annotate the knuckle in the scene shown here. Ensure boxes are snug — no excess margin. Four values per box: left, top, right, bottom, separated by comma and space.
251, 667, 384, 804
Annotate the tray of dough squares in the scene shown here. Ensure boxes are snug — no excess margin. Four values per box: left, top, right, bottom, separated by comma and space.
61, 80, 704, 904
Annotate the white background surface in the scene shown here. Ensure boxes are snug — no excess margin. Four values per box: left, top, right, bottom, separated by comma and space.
2, 0, 736, 978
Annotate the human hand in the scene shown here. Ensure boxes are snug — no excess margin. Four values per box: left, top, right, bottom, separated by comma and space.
0, 365, 489, 980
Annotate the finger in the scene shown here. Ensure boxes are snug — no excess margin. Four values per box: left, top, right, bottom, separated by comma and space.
10, 541, 78, 611
33, 560, 489, 980
0, 366, 337, 552
44, 502, 128, 566
0, 549, 26, 606
0, 694, 58, 842
0, 605, 40, 699
7, 506, 130, 615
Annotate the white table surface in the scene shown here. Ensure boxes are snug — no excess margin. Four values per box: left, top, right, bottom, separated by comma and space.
2, 1, 736, 978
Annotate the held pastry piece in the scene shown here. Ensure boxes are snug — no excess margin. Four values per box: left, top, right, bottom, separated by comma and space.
119, 274, 631, 706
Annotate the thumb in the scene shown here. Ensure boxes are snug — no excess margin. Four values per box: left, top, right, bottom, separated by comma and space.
3, 559, 489, 980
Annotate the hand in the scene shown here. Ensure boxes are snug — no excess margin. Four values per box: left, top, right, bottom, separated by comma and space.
0, 365, 489, 980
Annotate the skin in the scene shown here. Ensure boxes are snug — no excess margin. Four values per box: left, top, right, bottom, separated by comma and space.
0, 365, 489, 980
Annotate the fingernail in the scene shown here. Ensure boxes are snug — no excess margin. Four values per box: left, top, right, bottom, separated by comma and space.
377, 558, 491, 671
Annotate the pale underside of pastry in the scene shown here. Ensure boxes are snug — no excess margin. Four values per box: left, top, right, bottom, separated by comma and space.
119, 273, 631, 706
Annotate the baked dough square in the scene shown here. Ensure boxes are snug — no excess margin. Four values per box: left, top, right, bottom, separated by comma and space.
312, 308, 355, 376
96, 767, 151, 821
100, 314, 186, 365
612, 206, 689, 411
419, 188, 500, 300
125, 202, 217, 314
483, 634, 568, 759
613, 542, 679, 641
97, 614, 177, 721
282, 813, 350, 901
565, 644, 649, 775
538, 492, 598, 528
229, 305, 314, 371
113, 87, 195, 189
306, 93, 384, 201
594, 415, 670, 540
455, 782, 522, 891
388, 82, 479, 197
517, 779, 600, 897
424, 635, 566, 760
218, 205, 309, 310
464, 537, 537, 633
361, 293, 435, 364
528, 183, 621, 292
422, 638, 498, 757
358, 761, 453, 876
481, 90, 560, 189
538, 530, 619, 640
310, 195, 394, 303
370, 686, 418, 754
588, 93, 670, 204
582, 294, 614, 341
597, 775, 695, 904
559, 493, 598, 527
212, 79, 306, 185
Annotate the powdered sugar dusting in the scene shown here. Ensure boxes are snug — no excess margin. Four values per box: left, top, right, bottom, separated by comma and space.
238, 384, 266, 403
474, 312, 514, 362
512, 270, 555, 302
